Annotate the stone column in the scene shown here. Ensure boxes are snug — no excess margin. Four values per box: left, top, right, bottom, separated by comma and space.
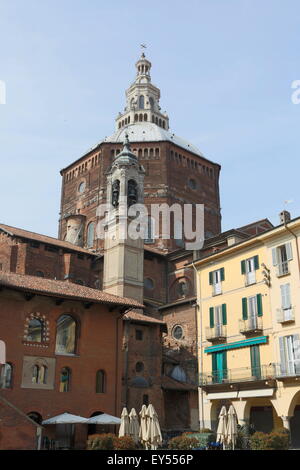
281, 415, 291, 431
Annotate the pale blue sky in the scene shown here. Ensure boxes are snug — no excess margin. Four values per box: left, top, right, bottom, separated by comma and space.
0, 0, 299, 237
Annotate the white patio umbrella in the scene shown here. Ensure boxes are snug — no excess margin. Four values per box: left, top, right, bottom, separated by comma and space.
118, 407, 130, 437
145, 404, 162, 450
86, 413, 121, 425
226, 405, 238, 450
42, 412, 88, 425
129, 408, 140, 444
139, 404, 149, 449
216, 406, 228, 450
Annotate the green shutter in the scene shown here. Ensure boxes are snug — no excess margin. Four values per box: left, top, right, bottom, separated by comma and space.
242, 297, 248, 320
209, 307, 214, 327
212, 353, 217, 374
257, 294, 263, 317
222, 304, 227, 325
254, 255, 259, 270
220, 267, 225, 281
209, 271, 213, 285
241, 260, 246, 275
222, 351, 228, 379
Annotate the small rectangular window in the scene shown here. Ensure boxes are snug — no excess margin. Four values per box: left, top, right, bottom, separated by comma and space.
136, 329, 143, 341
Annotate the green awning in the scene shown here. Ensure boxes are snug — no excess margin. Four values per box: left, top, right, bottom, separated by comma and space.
204, 336, 268, 354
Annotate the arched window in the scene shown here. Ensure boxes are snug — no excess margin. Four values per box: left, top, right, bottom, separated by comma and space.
152, 115, 155, 123
139, 114, 143, 122
149, 97, 154, 110
171, 365, 187, 383
87, 222, 95, 248
139, 95, 144, 109
144, 113, 147, 121
96, 370, 106, 393
27, 318, 43, 342
27, 412, 42, 425
134, 114, 138, 122
177, 280, 189, 297
144, 216, 155, 244
162, 121, 165, 129
55, 315, 77, 355
0, 363, 13, 389
59, 367, 71, 392
32, 364, 47, 384
159, 119, 162, 127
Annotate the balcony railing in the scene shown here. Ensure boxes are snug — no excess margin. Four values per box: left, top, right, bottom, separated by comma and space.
274, 362, 300, 379
199, 364, 276, 386
277, 261, 290, 277
205, 325, 227, 342
239, 317, 263, 335
276, 307, 295, 324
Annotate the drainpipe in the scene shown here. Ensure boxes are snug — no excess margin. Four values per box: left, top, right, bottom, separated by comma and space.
283, 218, 300, 282
191, 261, 205, 430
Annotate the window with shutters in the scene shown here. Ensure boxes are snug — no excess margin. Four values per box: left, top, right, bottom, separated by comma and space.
278, 335, 300, 376
272, 242, 292, 277
206, 304, 227, 341
209, 268, 224, 295
240, 294, 263, 334
277, 283, 294, 323
241, 255, 259, 286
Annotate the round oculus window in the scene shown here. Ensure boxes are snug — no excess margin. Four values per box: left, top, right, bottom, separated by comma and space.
144, 278, 154, 290
172, 325, 184, 340
188, 179, 197, 190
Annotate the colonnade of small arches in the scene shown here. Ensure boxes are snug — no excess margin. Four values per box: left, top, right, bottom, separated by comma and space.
110, 147, 160, 160
169, 149, 215, 179
118, 113, 166, 129
65, 153, 101, 182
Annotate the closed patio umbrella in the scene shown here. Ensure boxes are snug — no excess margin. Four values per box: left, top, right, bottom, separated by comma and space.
226, 405, 238, 450
145, 404, 162, 450
129, 408, 140, 444
42, 412, 88, 424
118, 407, 130, 437
216, 406, 228, 450
139, 404, 149, 449
87, 413, 121, 425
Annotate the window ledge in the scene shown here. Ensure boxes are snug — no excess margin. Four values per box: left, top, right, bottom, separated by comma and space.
55, 353, 79, 357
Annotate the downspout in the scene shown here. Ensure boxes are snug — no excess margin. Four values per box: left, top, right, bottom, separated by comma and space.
191, 260, 205, 430
283, 219, 300, 282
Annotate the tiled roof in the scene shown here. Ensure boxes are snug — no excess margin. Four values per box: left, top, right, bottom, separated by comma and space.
0, 223, 98, 256
124, 309, 166, 325
161, 376, 198, 391
0, 272, 143, 309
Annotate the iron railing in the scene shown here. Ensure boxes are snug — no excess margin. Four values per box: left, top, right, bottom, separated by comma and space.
199, 364, 276, 386
276, 307, 295, 323
274, 362, 300, 378
205, 325, 227, 341
239, 317, 263, 334
277, 261, 290, 277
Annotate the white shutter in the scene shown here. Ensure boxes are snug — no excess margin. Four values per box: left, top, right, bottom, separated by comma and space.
286, 242, 293, 261
272, 247, 278, 266
281, 284, 291, 309
279, 337, 287, 375
293, 335, 300, 374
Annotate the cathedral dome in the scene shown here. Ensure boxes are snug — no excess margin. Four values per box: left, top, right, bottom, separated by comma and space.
103, 122, 204, 158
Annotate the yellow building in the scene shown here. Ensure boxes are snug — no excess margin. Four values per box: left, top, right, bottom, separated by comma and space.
191, 213, 300, 446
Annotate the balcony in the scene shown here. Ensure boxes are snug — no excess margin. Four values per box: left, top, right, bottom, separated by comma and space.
199, 364, 276, 386
239, 317, 263, 335
276, 307, 295, 324
274, 363, 300, 380
205, 325, 227, 342
277, 261, 290, 277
